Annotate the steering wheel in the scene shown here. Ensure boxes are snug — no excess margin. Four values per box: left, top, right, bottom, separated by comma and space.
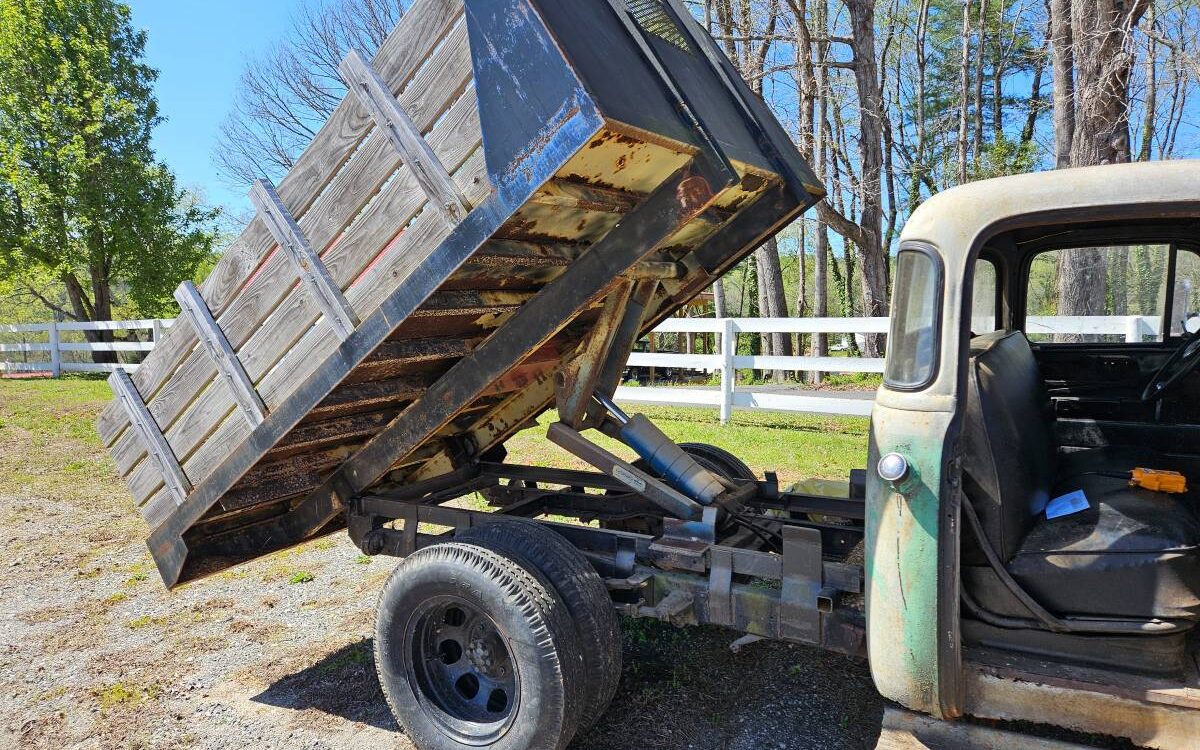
1142, 328, 1200, 402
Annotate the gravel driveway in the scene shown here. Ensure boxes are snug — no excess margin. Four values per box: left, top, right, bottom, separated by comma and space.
0, 480, 886, 750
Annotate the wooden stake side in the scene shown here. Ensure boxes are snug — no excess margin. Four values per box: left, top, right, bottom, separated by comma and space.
173, 281, 266, 428
249, 179, 360, 342
339, 48, 470, 227
108, 369, 192, 508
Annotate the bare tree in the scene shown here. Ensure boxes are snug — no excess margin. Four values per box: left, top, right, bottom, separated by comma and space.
1052, 0, 1150, 336
957, 0, 974, 183
714, 0, 794, 374
812, 0, 889, 357
214, 0, 407, 187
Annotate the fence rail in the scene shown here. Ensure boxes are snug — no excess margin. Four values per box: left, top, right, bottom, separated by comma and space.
616, 315, 1161, 422
2, 315, 1162, 421
0, 319, 174, 376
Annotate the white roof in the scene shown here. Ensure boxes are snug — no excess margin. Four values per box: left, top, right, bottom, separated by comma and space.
900, 160, 1200, 262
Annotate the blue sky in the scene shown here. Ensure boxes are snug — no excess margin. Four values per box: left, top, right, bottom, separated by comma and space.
126, 0, 295, 217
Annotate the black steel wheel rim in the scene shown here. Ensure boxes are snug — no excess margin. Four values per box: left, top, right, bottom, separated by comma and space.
403, 595, 521, 744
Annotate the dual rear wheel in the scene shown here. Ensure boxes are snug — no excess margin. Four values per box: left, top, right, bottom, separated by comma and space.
374, 519, 622, 750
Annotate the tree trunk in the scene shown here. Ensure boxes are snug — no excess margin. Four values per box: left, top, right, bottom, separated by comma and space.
1137, 2, 1157, 162
958, 0, 974, 183
842, 0, 888, 356
1021, 6, 1051, 145
1054, 0, 1149, 339
1050, 0, 1075, 168
974, 0, 989, 159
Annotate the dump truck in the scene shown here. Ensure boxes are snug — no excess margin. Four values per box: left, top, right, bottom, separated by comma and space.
97, 1, 1200, 748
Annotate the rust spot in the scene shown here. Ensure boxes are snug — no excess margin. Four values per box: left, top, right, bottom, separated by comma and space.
740, 173, 768, 192
677, 175, 713, 214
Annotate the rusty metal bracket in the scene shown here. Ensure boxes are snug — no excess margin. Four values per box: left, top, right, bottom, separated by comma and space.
546, 421, 703, 520
639, 588, 694, 625
648, 506, 718, 572
780, 524, 824, 644
555, 278, 637, 428
708, 546, 733, 627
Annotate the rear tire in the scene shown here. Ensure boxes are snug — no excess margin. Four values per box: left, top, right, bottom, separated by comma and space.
374, 542, 584, 750
456, 519, 622, 732
676, 442, 757, 482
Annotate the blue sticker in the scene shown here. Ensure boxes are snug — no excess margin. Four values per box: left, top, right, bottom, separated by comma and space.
1046, 489, 1090, 519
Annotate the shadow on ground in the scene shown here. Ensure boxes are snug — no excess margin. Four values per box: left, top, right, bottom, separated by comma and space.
252, 638, 398, 732
253, 621, 885, 750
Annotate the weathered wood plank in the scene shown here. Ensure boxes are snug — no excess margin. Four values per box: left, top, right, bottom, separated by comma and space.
174, 281, 266, 427
267, 410, 400, 459
298, 161, 722, 523
307, 377, 427, 421
234, 95, 481, 388
346, 150, 488, 315
97, 317, 199, 447
128, 378, 236, 505
144, 108, 484, 479
347, 337, 477, 383
112, 47, 477, 476
150, 149, 494, 505
97, 0, 465, 448
340, 49, 470, 226
109, 370, 192, 507
409, 289, 534, 317
252, 150, 492, 414
251, 179, 361, 341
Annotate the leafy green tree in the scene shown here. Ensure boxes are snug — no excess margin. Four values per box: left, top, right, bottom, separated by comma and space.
0, 0, 216, 355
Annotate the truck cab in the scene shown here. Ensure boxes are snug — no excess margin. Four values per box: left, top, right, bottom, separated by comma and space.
869, 160, 1200, 748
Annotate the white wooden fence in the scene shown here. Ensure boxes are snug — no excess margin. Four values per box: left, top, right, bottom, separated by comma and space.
1, 315, 1162, 422
0, 319, 174, 376
615, 315, 1162, 422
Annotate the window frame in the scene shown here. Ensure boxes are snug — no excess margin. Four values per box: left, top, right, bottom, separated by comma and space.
884, 243, 945, 392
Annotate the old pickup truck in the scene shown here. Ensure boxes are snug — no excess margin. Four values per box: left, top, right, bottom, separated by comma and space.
96, 0, 1200, 748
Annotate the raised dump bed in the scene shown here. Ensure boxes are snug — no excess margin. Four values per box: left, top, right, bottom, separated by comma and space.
98, 0, 822, 588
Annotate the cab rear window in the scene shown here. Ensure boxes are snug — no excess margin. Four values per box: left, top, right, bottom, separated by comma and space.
885, 248, 942, 390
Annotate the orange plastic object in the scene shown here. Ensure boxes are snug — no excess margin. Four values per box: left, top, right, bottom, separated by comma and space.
1130, 468, 1189, 494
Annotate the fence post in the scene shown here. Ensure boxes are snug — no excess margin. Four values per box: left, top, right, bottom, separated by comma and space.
1125, 316, 1143, 343
49, 321, 61, 378
152, 318, 164, 346
720, 318, 735, 425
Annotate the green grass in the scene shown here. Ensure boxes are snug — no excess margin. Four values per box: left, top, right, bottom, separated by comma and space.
0, 377, 123, 506
504, 406, 868, 484
0, 380, 870, 509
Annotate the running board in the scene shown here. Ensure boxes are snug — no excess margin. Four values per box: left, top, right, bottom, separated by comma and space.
876, 707, 1104, 750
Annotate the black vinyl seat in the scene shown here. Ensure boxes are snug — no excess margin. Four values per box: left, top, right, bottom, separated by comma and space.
962, 331, 1200, 623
